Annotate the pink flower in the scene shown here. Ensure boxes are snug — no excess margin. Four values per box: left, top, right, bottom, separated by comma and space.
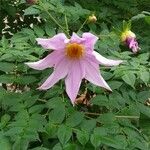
121, 30, 140, 53
25, 32, 122, 105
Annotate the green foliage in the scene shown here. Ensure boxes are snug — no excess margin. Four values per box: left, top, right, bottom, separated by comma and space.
0, 0, 150, 149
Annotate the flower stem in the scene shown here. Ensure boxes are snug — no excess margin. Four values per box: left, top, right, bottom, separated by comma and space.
85, 112, 139, 119
39, 2, 70, 37
115, 115, 139, 119
77, 18, 88, 33
65, 14, 69, 34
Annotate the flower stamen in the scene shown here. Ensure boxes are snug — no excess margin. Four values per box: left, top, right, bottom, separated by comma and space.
65, 43, 85, 59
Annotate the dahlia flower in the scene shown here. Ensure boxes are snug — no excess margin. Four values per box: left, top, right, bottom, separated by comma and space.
121, 30, 140, 53
26, 32, 122, 104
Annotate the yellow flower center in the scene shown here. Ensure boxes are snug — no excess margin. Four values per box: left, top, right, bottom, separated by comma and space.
65, 43, 85, 59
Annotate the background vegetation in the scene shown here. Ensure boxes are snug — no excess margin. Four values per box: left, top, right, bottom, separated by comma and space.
0, 0, 150, 149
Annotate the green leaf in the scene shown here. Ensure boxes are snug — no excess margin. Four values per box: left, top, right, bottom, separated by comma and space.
44, 86, 63, 99
93, 127, 107, 136
140, 71, 150, 84
138, 53, 149, 61
57, 125, 72, 145
76, 130, 89, 145
45, 23, 55, 36
97, 113, 116, 125
90, 134, 101, 148
31, 147, 49, 150
80, 119, 96, 133
0, 136, 11, 150
0, 75, 15, 83
28, 105, 45, 114
137, 103, 150, 118
108, 81, 123, 90
46, 122, 58, 138
0, 114, 10, 128
24, 6, 40, 15
137, 90, 150, 103
122, 72, 136, 88
15, 75, 38, 84
66, 112, 84, 127
52, 143, 62, 150
49, 106, 66, 124
100, 135, 127, 149
12, 138, 29, 150
0, 62, 15, 72
63, 143, 77, 150
46, 97, 64, 109
33, 26, 45, 37
91, 95, 109, 107
145, 16, 150, 24
1, 36, 9, 49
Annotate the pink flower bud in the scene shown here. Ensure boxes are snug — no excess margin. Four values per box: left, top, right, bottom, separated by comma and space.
26, 0, 37, 5
121, 30, 140, 53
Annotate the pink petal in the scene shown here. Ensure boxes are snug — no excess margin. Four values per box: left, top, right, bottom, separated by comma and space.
129, 38, 135, 49
65, 60, 85, 105
38, 57, 69, 90
84, 57, 112, 91
93, 51, 123, 66
25, 51, 64, 70
82, 33, 98, 51
70, 32, 85, 43
36, 33, 68, 50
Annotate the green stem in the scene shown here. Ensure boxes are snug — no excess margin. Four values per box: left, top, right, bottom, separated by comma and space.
115, 115, 139, 119
38, 99, 47, 103
77, 18, 88, 33
85, 112, 139, 119
65, 14, 69, 34
39, 2, 70, 37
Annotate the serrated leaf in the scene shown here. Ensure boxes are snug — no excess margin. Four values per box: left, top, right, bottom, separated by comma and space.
33, 26, 45, 37
49, 106, 65, 124
45, 23, 55, 36
24, 6, 40, 15
90, 134, 101, 148
52, 143, 62, 150
137, 103, 150, 118
0, 62, 15, 72
0, 75, 14, 83
97, 113, 116, 125
92, 95, 109, 107
108, 81, 123, 90
122, 72, 136, 88
100, 135, 127, 149
0, 136, 11, 150
15, 75, 38, 84
31, 147, 49, 150
66, 112, 84, 127
46, 97, 64, 109
76, 130, 89, 145
57, 125, 72, 145
0, 114, 10, 128
80, 119, 96, 133
140, 71, 149, 84
45, 122, 58, 138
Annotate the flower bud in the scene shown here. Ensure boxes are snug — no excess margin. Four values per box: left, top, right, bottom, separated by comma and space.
26, 0, 37, 5
121, 30, 140, 53
88, 14, 97, 23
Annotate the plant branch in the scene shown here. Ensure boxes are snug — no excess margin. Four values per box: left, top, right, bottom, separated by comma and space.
39, 2, 70, 37
85, 112, 139, 119
77, 18, 88, 33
